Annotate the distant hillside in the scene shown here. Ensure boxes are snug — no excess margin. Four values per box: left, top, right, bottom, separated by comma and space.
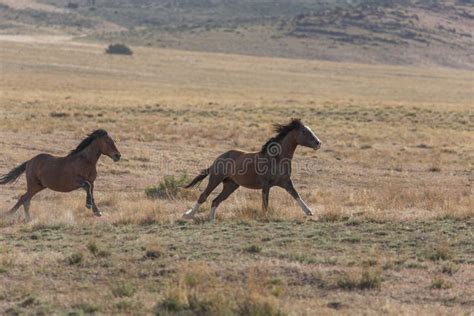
0, 0, 473, 68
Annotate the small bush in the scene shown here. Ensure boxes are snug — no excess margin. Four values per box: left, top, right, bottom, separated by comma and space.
87, 240, 98, 256
184, 273, 199, 288
144, 244, 165, 260
430, 277, 452, 289
244, 244, 262, 254
115, 300, 131, 310
428, 243, 452, 261
358, 269, 382, 289
115, 299, 142, 311
336, 274, 358, 290
155, 293, 224, 315
97, 249, 112, 258
71, 303, 99, 314
19, 295, 37, 308
145, 173, 191, 199
155, 295, 187, 313
428, 166, 441, 172
30, 234, 39, 240
335, 268, 382, 290
237, 295, 284, 316
87, 240, 111, 258
441, 262, 460, 275
186, 295, 214, 314
319, 210, 347, 222
66, 252, 83, 266
105, 44, 133, 56
271, 286, 284, 298
112, 283, 136, 298
289, 253, 316, 264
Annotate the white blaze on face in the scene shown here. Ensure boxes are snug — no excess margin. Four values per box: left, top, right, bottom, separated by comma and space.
304, 125, 321, 145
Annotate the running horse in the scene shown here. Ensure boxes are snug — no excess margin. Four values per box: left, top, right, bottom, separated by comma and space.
0, 129, 121, 221
183, 119, 321, 221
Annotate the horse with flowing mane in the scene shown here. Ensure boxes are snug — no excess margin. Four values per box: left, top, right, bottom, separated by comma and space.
183, 119, 321, 221
0, 129, 121, 221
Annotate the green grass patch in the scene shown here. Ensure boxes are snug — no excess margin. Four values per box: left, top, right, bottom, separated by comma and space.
244, 244, 262, 254
145, 173, 191, 199
66, 252, 84, 266
335, 268, 382, 290
112, 282, 136, 298
430, 277, 452, 290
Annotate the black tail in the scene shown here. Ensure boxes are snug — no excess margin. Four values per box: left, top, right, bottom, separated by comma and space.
184, 168, 210, 188
0, 161, 28, 185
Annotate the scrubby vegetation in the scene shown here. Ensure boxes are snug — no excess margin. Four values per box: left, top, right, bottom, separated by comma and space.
2, 0, 473, 67
145, 173, 191, 199
0, 220, 472, 314
105, 44, 133, 55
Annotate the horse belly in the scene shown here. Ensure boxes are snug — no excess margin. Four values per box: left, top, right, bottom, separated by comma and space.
41, 173, 79, 192
231, 174, 261, 190
45, 181, 79, 193
230, 154, 262, 189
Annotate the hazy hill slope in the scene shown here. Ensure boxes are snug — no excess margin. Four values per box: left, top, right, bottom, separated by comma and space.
0, 0, 473, 68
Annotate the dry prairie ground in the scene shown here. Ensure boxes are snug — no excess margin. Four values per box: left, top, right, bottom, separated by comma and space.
0, 37, 473, 314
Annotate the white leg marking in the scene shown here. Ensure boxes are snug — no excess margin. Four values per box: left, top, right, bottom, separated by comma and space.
209, 206, 217, 222
183, 203, 201, 219
296, 198, 313, 216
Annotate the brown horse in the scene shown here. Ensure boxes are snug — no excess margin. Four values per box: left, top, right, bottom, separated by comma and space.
0, 129, 121, 221
183, 119, 321, 221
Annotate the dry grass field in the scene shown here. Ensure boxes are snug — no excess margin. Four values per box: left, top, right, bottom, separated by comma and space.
0, 36, 473, 315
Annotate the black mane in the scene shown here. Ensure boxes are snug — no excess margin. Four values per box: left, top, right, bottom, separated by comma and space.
260, 119, 303, 154
68, 129, 108, 156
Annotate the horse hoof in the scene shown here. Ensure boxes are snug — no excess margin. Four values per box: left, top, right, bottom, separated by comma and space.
182, 210, 194, 219
93, 211, 102, 217
86, 204, 92, 209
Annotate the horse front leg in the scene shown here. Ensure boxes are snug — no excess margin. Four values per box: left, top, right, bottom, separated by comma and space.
81, 180, 101, 217
262, 185, 270, 212
279, 179, 314, 216
83, 181, 93, 209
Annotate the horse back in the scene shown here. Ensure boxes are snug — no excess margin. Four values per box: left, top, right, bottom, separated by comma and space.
26, 153, 65, 178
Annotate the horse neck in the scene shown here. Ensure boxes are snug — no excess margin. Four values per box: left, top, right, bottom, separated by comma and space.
279, 131, 298, 160
79, 141, 102, 164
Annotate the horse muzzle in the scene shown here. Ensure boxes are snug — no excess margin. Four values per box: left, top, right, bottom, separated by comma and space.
113, 153, 121, 162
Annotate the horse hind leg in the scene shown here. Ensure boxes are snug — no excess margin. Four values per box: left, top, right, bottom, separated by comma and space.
21, 180, 45, 222
183, 173, 224, 219
23, 199, 31, 222
4, 193, 28, 219
209, 180, 239, 222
